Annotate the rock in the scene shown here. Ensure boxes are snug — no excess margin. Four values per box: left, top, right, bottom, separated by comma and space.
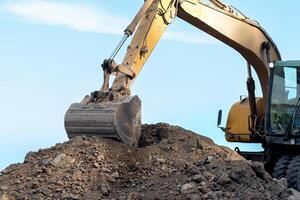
203, 156, 213, 164
31, 182, 39, 189
69, 136, 84, 147
187, 193, 201, 200
218, 172, 231, 186
275, 178, 288, 189
106, 174, 116, 183
196, 139, 204, 150
101, 167, 111, 173
127, 163, 137, 172
181, 183, 198, 194
202, 191, 218, 200
156, 158, 166, 164
287, 188, 300, 200
41, 158, 51, 165
184, 142, 196, 153
96, 154, 105, 161
249, 161, 266, 179
161, 165, 167, 171
0, 170, 8, 175
229, 169, 244, 184
198, 181, 210, 193
204, 172, 215, 182
159, 170, 168, 178
111, 172, 119, 179
94, 163, 100, 168
0, 193, 10, 200
50, 153, 75, 168
242, 192, 262, 200
72, 169, 83, 181
127, 192, 143, 200
192, 174, 203, 183
140, 185, 147, 191
63, 147, 74, 156
26, 177, 32, 181
24, 151, 35, 163
61, 192, 80, 200
70, 194, 81, 199
0, 186, 8, 191
185, 164, 199, 175
224, 192, 231, 197
100, 183, 110, 196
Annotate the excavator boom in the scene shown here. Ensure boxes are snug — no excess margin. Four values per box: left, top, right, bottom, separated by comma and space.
65, 0, 281, 145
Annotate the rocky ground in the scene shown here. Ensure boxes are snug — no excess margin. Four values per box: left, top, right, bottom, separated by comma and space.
1, 123, 300, 200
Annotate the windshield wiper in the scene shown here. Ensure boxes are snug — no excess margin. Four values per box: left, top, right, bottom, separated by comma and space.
284, 97, 300, 140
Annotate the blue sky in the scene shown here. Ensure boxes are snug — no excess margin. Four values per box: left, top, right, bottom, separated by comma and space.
0, 0, 300, 170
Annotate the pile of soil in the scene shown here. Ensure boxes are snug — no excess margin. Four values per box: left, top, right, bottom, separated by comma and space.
1, 123, 300, 200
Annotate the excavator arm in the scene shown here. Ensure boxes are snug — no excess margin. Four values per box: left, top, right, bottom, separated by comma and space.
65, 0, 282, 146
104, 0, 281, 100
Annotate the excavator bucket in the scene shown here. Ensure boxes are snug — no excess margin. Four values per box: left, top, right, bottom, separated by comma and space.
64, 95, 141, 146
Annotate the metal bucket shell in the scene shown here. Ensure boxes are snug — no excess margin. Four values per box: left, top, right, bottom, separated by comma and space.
65, 95, 141, 146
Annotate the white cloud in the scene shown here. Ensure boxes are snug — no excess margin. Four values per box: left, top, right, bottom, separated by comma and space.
5, 1, 127, 35
5, 1, 217, 44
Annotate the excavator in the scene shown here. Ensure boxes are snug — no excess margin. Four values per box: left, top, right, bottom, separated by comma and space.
65, 0, 300, 191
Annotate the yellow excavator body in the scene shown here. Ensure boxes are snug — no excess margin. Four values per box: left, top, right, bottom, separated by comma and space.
225, 97, 265, 143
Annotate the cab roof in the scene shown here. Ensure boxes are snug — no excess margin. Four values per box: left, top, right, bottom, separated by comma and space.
274, 60, 300, 67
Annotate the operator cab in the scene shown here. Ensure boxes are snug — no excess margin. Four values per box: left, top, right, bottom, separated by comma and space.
266, 60, 300, 145
221, 60, 300, 145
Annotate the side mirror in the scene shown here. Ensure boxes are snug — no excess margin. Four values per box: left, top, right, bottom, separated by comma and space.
217, 110, 222, 126
217, 109, 225, 132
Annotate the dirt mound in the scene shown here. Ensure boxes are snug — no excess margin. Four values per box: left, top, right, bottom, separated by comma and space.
0, 123, 299, 199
